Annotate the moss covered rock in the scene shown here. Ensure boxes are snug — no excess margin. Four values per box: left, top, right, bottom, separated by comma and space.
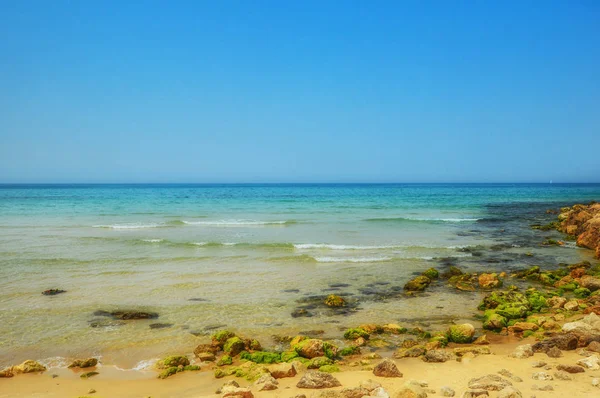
423, 268, 439, 279
319, 364, 340, 373
483, 311, 508, 331
339, 346, 361, 356
404, 275, 431, 291
293, 339, 338, 359
217, 355, 233, 366
224, 337, 246, 357
240, 351, 281, 364
157, 355, 189, 369
447, 324, 475, 344
307, 356, 333, 369
478, 273, 502, 289
343, 328, 370, 340
212, 330, 236, 348
324, 294, 345, 307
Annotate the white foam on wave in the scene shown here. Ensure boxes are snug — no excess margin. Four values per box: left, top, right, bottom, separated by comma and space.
93, 223, 162, 229
38, 356, 69, 369
295, 243, 399, 250
142, 239, 164, 243
315, 256, 393, 263
182, 220, 289, 226
413, 217, 480, 222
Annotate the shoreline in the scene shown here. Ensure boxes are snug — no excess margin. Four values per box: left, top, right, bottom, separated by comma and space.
2, 202, 600, 396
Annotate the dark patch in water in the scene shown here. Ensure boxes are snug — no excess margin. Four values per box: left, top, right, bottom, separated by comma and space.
188, 298, 209, 302
282, 289, 300, 293
329, 283, 351, 288
203, 324, 227, 331
149, 323, 173, 329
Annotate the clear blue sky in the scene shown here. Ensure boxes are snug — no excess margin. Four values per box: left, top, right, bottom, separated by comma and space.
1, 1, 599, 183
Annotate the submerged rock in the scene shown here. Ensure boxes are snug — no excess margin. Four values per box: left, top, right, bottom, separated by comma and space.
42, 289, 66, 296
324, 294, 346, 307
404, 275, 431, 291
93, 310, 158, 320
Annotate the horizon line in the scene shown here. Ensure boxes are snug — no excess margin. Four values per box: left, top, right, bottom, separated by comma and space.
2, 181, 600, 185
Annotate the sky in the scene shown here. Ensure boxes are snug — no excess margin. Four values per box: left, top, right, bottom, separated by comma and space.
1, 1, 599, 183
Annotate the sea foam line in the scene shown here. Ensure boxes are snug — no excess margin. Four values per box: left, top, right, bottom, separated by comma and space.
182, 220, 294, 226
314, 256, 393, 263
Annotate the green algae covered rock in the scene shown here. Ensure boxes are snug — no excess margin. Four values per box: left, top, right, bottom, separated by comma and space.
339, 346, 361, 356
574, 287, 591, 298
483, 311, 508, 331
404, 275, 431, 291
217, 355, 233, 366
447, 324, 475, 344
280, 351, 300, 362
319, 364, 340, 373
343, 328, 370, 340
157, 355, 189, 369
212, 330, 236, 348
224, 337, 246, 356
240, 351, 281, 364
526, 290, 548, 311
80, 371, 99, 379
423, 268, 440, 279
307, 356, 333, 369
293, 338, 338, 359
324, 294, 346, 307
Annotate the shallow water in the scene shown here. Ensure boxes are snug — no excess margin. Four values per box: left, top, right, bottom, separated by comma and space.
1, 183, 599, 368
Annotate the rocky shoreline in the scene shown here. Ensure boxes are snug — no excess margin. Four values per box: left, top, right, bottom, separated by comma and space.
3, 203, 600, 397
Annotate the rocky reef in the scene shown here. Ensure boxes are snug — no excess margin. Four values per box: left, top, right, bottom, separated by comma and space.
557, 202, 600, 258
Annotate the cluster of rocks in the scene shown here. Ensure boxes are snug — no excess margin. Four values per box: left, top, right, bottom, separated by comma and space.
556, 202, 600, 258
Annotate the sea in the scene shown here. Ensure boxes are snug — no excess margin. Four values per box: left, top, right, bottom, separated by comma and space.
1, 183, 599, 369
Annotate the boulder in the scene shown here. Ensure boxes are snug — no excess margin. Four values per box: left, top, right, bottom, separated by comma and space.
340, 387, 370, 398
532, 372, 553, 380
554, 371, 572, 381
564, 300, 580, 311
224, 337, 246, 356
325, 294, 346, 307
478, 273, 502, 289
577, 355, 600, 370
454, 347, 490, 356
216, 380, 240, 394
404, 276, 431, 291
0, 368, 14, 378
294, 339, 338, 359
556, 364, 585, 373
546, 347, 562, 358
296, 371, 342, 389
532, 334, 578, 352
548, 296, 567, 309
373, 359, 403, 377
468, 374, 512, 391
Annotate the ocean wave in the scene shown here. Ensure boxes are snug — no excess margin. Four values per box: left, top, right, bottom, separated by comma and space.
182, 220, 296, 226
141, 239, 164, 243
294, 243, 401, 250
93, 223, 163, 229
364, 217, 480, 223
314, 256, 394, 263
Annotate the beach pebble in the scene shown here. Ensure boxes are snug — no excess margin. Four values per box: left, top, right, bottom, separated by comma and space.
531, 372, 553, 381
497, 386, 522, 398
553, 371, 572, 381
393, 380, 427, 398
556, 364, 585, 373
87, 389, 96, 394
592, 378, 600, 387
359, 379, 382, 392
370, 387, 390, 398
254, 374, 278, 391
546, 347, 562, 358
531, 361, 546, 368
468, 374, 512, 391
531, 385, 553, 391
576, 354, 600, 370
440, 386, 455, 396
372, 359, 402, 378
461, 390, 489, 397
216, 381, 240, 394
510, 345, 533, 359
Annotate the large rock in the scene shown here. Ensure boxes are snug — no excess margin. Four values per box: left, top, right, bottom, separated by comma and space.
557, 203, 600, 259
532, 334, 578, 352
468, 374, 512, 391
577, 355, 600, 370
478, 273, 502, 289
340, 387, 370, 398
224, 337, 246, 356
12, 360, 46, 374
497, 386, 522, 398
294, 339, 338, 359
373, 359, 403, 377
269, 362, 297, 378
447, 324, 475, 344
556, 364, 585, 373
404, 276, 431, 291
296, 371, 342, 389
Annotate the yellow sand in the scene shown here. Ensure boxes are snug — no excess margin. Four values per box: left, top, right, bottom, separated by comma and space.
1, 341, 599, 397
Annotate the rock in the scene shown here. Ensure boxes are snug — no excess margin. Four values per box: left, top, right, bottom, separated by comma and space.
497, 369, 523, 382
454, 347, 491, 357
448, 324, 475, 344
12, 360, 46, 374
87, 389, 96, 394
224, 337, 246, 356
553, 371, 572, 381
216, 381, 240, 394
393, 346, 426, 358
371, 387, 391, 397
592, 378, 600, 387
404, 276, 431, 291
548, 296, 567, 309
99, 310, 158, 320
461, 390, 489, 398
221, 386, 254, 398
359, 379, 382, 392
473, 335, 489, 345
325, 294, 346, 307
42, 289, 66, 296
269, 362, 297, 378
383, 324, 406, 334
80, 371, 99, 379
296, 371, 342, 389
197, 352, 216, 362
392, 380, 427, 398
468, 374, 512, 391
564, 300, 580, 311
0, 368, 14, 378
531, 384, 553, 391
556, 364, 585, 373
68, 358, 98, 368
340, 387, 370, 398
588, 341, 600, 353
478, 273, 502, 289
483, 314, 508, 331
156, 356, 189, 369
254, 374, 279, 391
440, 386, 455, 397
292, 308, 313, 318
194, 343, 219, 356
510, 345, 533, 359
422, 350, 454, 363
294, 339, 338, 359
508, 322, 538, 335
531, 361, 547, 368
373, 359, 403, 377
580, 275, 600, 291
576, 354, 600, 370
532, 372, 553, 381
497, 386, 522, 398
532, 334, 578, 352
546, 347, 562, 358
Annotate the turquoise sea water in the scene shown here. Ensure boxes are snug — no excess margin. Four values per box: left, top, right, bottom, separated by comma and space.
1, 183, 599, 369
